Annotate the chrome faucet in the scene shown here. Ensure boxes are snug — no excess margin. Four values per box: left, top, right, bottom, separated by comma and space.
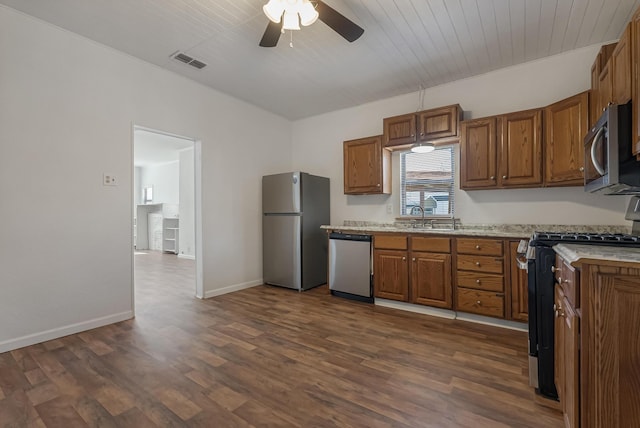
409, 206, 426, 227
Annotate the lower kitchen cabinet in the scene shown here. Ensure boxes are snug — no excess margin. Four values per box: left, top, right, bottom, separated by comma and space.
553, 251, 640, 428
411, 252, 452, 309
373, 249, 409, 301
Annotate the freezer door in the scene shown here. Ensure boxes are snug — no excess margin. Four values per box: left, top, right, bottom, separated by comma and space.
263, 214, 301, 290
262, 172, 301, 214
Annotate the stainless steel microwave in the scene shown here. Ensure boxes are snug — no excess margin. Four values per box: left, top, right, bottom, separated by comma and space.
584, 101, 640, 194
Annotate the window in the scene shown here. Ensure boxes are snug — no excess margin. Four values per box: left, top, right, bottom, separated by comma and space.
400, 145, 455, 216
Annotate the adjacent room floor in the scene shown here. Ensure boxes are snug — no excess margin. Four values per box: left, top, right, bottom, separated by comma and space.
0, 253, 562, 427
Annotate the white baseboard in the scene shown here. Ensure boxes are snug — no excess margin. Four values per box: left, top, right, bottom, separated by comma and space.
177, 254, 196, 260
0, 311, 134, 354
204, 279, 262, 299
374, 299, 527, 331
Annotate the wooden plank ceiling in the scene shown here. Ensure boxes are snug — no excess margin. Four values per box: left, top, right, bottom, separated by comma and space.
1, 0, 639, 119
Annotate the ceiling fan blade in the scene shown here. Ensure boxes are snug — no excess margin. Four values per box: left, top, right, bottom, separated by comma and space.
316, 0, 364, 42
259, 20, 282, 47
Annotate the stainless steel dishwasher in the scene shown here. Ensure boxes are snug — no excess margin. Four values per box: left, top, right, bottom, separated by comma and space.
328, 232, 373, 303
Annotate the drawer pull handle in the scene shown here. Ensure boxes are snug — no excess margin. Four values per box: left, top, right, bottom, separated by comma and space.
475, 245, 480, 250
476, 300, 482, 305
551, 266, 561, 273
476, 279, 481, 284
412, 257, 416, 262
475, 262, 481, 266
402, 257, 406, 261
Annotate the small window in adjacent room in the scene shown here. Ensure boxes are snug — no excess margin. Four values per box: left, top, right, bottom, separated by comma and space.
400, 145, 455, 216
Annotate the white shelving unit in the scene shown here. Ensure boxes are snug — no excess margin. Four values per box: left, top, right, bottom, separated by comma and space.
162, 218, 179, 254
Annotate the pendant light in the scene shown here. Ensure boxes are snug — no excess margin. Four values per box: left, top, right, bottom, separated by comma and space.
410, 142, 435, 153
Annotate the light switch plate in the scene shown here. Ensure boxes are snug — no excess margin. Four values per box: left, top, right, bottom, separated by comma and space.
386, 204, 393, 214
103, 174, 118, 186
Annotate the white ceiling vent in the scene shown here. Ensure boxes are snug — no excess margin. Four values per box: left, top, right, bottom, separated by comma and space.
171, 52, 207, 69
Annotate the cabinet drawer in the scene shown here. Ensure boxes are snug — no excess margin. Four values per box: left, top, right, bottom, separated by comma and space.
457, 255, 504, 274
555, 254, 579, 308
456, 238, 504, 256
457, 288, 505, 318
374, 235, 408, 250
456, 271, 504, 292
410, 236, 451, 253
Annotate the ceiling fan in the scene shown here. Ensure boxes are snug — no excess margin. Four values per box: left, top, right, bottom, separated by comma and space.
259, 0, 364, 47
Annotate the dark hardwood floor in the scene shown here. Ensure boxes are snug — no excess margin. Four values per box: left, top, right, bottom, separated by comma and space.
0, 251, 562, 427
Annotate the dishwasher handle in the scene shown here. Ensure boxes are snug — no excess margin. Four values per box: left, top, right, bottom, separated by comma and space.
329, 232, 372, 242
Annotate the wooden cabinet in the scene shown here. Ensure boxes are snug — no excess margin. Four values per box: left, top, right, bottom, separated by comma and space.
410, 236, 452, 309
633, 9, 640, 156
590, 43, 617, 127
554, 254, 580, 428
544, 92, 589, 186
454, 238, 505, 318
581, 263, 640, 428
509, 240, 528, 322
498, 109, 543, 187
612, 24, 632, 105
373, 235, 409, 301
343, 135, 391, 195
460, 117, 498, 189
461, 109, 542, 189
383, 105, 461, 149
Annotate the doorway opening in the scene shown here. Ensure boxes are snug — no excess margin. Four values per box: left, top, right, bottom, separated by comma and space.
132, 126, 204, 313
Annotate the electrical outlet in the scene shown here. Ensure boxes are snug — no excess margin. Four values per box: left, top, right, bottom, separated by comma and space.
103, 174, 118, 186
386, 204, 393, 214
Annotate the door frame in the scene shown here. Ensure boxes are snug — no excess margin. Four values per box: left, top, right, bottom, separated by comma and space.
131, 124, 204, 310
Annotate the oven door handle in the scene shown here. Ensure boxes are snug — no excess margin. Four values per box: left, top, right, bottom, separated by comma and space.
590, 126, 606, 176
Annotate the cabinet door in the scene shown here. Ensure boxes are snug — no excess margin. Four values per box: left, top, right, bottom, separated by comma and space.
562, 297, 580, 428
612, 24, 632, 104
343, 136, 390, 195
498, 109, 543, 187
584, 265, 640, 427
598, 62, 613, 114
383, 113, 417, 147
544, 92, 589, 186
417, 105, 460, 141
460, 118, 497, 189
411, 252, 452, 309
373, 250, 409, 301
633, 10, 640, 155
591, 54, 601, 128
554, 285, 565, 404
509, 241, 528, 322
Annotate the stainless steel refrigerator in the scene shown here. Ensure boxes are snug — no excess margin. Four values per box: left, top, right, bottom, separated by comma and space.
262, 172, 330, 291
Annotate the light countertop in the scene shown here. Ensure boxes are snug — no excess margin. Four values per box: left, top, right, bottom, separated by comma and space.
554, 244, 640, 265
322, 222, 630, 240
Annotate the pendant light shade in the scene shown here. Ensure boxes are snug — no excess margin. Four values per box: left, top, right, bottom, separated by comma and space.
299, 1, 319, 26
263, 0, 285, 23
410, 142, 435, 153
282, 10, 301, 30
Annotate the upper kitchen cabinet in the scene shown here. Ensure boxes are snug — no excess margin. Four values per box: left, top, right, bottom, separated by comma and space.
460, 117, 498, 189
383, 104, 462, 149
544, 91, 589, 186
461, 109, 542, 190
633, 9, 640, 156
612, 23, 632, 105
498, 109, 543, 187
590, 43, 617, 127
343, 135, 391, 195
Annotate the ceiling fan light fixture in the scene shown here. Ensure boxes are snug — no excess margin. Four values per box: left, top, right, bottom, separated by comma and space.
263, 0, 285, 23
299, 1, 319, 26
410, 142, 435, 153
282, 10, 301, 30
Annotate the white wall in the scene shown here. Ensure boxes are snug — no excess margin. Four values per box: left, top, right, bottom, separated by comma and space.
179, 147, 195, 257
140, 161, 180, 205
292, 45, 631, 226
0, 6, 292, 352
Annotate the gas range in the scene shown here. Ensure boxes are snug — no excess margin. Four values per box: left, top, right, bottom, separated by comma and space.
530, 231, 640, 248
